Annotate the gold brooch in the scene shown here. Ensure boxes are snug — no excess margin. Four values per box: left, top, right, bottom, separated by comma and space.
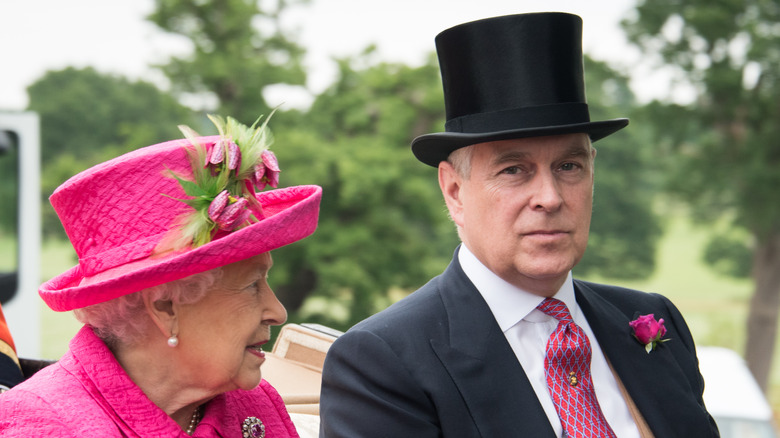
568, 371, 579, 387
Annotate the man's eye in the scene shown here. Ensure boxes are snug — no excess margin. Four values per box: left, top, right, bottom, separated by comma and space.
502, 166, 520, 174
560, 162, 578, 171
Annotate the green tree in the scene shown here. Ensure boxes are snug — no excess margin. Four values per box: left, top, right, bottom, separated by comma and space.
623, 0, 780, 392
27, 67, 194, 163
269, 51, 456, 329
576, 57, 663, 279
148, 0, 309, 124
269, 50, 662, 330
26, 67, 196, 238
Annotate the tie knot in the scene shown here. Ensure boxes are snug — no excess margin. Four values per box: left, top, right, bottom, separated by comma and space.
536, 297, 573, 323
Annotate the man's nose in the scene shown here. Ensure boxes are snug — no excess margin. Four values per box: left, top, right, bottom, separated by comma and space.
529, 170, 564, 212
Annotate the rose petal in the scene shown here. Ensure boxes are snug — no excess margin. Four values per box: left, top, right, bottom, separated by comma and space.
630, 314, 666, 346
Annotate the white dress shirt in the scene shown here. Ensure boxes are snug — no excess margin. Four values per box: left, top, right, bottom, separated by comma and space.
458, 244, 640, 438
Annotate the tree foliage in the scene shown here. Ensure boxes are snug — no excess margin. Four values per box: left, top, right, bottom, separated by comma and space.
623, 0, 780, 392
272, 50, 664, 329
270, 51, 457, 330
26, 67, 196, 238
148, 0, 309, 123
575, 57, 663, 280
23, 1, 665, 336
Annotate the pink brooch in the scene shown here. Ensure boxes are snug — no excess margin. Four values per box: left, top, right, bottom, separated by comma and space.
629, 314, 670, 353
242, 416, 265, 438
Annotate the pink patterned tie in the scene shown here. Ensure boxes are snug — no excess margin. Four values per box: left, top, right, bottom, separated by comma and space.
537, 298, 617, 438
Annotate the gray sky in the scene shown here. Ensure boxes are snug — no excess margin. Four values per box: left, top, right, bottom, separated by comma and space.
1, 0, 682, 111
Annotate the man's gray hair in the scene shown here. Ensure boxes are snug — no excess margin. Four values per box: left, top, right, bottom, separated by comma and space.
447, 146, 474, 178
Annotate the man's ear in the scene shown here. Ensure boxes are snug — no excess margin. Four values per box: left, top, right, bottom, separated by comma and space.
438, 161, 465, 227
143, 293, 177, 338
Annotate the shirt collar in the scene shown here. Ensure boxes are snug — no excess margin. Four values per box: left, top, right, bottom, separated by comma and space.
457, 244, 577, 331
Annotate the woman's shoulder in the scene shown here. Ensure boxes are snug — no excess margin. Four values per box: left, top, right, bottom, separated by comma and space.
1, 362, 80, 405
0, 363, 117, 436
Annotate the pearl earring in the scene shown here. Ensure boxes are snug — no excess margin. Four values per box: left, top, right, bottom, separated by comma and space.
167, 335, 179, 347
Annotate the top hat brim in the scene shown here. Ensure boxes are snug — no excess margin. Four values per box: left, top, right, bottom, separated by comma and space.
411, 118, 629, 167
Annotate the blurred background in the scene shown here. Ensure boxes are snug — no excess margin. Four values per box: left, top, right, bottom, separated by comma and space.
1, 0, 778, 435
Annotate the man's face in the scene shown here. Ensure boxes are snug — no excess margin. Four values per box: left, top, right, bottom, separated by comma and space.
438, 133, 595, 296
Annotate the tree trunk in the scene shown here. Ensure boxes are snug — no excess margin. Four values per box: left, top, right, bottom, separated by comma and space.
744, 232, 780, 393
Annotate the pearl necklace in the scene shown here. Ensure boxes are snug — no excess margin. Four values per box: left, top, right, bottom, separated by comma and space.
185, 406, 202, 435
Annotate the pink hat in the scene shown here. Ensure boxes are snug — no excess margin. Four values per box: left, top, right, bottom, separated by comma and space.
40, 116, 321, 312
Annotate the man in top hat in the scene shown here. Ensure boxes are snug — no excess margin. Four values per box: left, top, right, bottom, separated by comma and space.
319, 12, 718, 438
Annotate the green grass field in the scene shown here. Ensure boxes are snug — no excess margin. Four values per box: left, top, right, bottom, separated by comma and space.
35, 214, 780, 413
579, 214, 780, 410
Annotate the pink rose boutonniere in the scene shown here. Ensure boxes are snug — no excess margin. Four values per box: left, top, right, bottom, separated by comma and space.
629, 314, 670, 353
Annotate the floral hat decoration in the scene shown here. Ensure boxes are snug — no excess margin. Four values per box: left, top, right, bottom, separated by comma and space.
39, 114, 322, 312
156, 113, 283, 251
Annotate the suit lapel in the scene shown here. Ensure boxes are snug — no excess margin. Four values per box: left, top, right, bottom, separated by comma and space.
430, 258, 556, 438
575, 282, 702, 437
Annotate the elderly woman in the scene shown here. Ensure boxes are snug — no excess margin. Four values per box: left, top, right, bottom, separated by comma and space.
0, 115, 321, 437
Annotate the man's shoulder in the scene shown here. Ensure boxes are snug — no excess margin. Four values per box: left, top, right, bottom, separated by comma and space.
574, 278, 678, 316
351, 275, 447, 334
575, 278, 664, 301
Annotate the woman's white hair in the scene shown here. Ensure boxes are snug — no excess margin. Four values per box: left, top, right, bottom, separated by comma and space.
74, 268, 223, 347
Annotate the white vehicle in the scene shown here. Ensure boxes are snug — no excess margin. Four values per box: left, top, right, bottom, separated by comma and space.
698, 345, 778, 438
0, 112, 40, 359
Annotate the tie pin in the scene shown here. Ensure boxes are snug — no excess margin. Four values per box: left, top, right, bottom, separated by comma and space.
568, 371, 579, 387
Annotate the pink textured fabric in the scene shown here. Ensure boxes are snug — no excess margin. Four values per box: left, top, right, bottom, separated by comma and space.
38, 136, 322, 311
0, 326, 300, 437
537, 298, 617, 438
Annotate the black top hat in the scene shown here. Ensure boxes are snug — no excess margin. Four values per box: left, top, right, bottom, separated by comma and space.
411, 12, 629, 167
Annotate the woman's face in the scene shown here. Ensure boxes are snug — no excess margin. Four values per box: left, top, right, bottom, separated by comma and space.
175, 252, 286, 393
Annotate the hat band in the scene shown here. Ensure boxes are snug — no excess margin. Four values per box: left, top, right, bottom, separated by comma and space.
444, 102, 590, 134
78, 234, 164, 277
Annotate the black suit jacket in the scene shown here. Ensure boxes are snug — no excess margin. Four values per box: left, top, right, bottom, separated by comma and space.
320, 253, 719, 437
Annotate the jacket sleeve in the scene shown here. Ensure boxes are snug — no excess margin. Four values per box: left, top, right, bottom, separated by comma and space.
319, 329, 441, 438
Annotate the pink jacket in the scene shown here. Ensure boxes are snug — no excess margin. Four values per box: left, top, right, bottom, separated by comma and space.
0, 326, 300, 438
